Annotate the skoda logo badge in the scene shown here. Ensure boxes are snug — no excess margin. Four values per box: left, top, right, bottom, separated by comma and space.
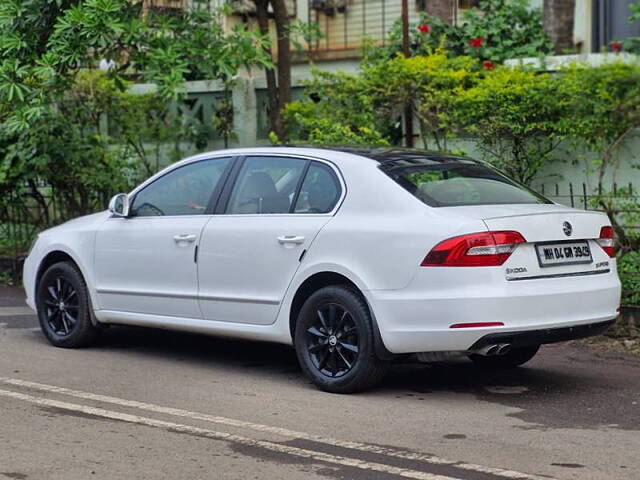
563, 221, 573, 237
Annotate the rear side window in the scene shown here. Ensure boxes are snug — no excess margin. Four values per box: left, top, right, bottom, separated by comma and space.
226, 156, 306, 214
294, 163, 341, 213
382, 163, 551, 207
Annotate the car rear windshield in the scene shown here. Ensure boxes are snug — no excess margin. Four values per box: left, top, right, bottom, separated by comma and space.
381, 161, 552, 207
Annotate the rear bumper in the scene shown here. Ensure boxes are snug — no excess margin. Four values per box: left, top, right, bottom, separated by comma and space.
468, 319, 615, 350
365, 267, 621, 354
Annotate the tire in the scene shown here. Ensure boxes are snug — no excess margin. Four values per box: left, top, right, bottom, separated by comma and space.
468, 345, 540, 369
294, 285, 388, 393
36, 261, 99, 348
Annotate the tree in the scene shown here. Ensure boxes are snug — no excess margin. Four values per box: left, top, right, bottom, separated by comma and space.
253, 0, 291, 140
543, 0, 576, 53
0, 0, 272, 128
0, 0, 272, 225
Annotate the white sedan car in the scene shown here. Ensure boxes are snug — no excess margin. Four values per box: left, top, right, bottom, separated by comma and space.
23, 147, 621, 393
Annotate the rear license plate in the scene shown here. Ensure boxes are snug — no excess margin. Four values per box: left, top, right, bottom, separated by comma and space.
535, 241, 593, 268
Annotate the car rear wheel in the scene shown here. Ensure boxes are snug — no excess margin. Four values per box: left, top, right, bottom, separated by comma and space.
294, 285, 388, 393
468, 345, 540, 369
36, 261, 99, 348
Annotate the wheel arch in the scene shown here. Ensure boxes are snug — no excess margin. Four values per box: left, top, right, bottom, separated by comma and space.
35, 249, 95, 304
288, 271, 394, 360
35, 250, 79, 290
35, 249, 100, 326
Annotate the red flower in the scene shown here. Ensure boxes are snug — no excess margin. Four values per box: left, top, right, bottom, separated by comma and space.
417, 24, 431, 34
611, 41, 622, 53
482, 60, 495, 70
469, 37, 484, 48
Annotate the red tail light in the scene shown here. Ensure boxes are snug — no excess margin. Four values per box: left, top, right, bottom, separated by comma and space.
450, 322, 504, 329
421, 231, 526, 267
597, 226, 615, 258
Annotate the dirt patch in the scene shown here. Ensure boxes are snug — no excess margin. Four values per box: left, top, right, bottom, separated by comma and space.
572, 315, 640, 356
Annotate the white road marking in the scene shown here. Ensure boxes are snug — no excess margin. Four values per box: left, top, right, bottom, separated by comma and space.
0, 377, 551, 480
0, 387, 457, 480
0, 307, 33, 317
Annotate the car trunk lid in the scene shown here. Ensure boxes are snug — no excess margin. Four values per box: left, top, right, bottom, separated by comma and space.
438, 204, 613, 280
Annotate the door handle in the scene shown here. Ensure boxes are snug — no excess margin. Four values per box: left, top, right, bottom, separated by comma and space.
277, 235, 305, 245
174, 234, 197, 243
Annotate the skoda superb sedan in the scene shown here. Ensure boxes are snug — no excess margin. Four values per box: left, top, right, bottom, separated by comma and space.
23, 147, 621, 393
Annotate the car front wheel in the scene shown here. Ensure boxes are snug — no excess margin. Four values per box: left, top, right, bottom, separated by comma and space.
36, 261, 99, 348
294, 285, 388, 393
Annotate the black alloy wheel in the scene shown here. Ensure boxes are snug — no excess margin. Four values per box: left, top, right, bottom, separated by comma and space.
42, 275, 80, 337
295, 285, 388, 393
36, 261, 99, 348
305, 303, 360, 378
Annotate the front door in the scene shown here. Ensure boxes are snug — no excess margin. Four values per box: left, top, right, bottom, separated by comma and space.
198, 156, 343, 325
94, 157, 232, 318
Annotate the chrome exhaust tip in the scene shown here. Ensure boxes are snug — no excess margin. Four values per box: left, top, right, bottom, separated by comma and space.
472, 343, 512, 357
476, 344, 500, 356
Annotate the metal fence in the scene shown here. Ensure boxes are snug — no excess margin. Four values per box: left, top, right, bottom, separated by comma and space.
0, 183, 115, 282
536, 181, 640, 305
537, 181, 640, 232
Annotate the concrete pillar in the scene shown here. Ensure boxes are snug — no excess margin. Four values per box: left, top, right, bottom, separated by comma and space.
232, 77, 258, 147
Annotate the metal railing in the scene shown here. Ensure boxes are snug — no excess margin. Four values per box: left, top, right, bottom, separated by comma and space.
0, 183, 115, 282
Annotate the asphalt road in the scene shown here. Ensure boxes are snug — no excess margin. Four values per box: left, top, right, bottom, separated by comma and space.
1, 286, 639, 480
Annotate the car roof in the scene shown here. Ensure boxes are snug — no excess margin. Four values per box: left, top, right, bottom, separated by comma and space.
182, 146, 476, 167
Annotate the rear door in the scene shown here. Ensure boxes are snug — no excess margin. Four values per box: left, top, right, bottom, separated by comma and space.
197, 155, 343, 325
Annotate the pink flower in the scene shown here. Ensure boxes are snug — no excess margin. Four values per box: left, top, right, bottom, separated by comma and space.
469, 37, 484, 48
417, 24, 431, 34
611, 41, 622, 53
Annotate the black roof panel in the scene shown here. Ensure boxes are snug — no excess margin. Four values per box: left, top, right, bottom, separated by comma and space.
300, 146, 477, 166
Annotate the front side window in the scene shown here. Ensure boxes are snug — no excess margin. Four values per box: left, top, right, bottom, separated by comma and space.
382, 161, 552, 207
294, 162, 341, 213
226, 156, 307, 214
130, 157, 231, 217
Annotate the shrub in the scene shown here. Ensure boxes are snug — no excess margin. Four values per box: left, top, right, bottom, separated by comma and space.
619, 252, 640, 307
285, 52, 480, 149
558, 62, 640, 258
451, 66, 565, 184
395, 54, 480, 150
284, 69, 393, 146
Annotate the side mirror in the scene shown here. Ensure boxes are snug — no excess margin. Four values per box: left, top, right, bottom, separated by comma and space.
108, 193, 130, 217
